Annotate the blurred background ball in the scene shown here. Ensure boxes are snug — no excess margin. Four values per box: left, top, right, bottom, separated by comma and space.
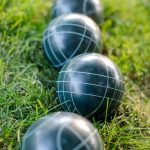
51, 0, 103, 23
57, 53, 124, 120
22, 112, 103, 150
43, 14, 101, 69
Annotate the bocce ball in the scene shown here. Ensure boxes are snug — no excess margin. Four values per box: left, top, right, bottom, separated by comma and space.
57, 53, 124, 120
42, 14, 101, 69
21, 112, 104, 150
51, 0, 103, 23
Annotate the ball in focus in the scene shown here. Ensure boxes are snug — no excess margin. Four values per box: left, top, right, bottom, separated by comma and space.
51, 0, 103, 23
43, 14, 101, 69
22, 112, 103, 150
57, 53, 124, 120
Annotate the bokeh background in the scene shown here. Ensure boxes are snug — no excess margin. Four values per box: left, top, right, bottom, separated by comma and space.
0, 0, 150, 149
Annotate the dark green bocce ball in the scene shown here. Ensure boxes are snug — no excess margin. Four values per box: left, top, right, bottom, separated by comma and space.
42, 14, 101, 69
51, 0, 103, 23
57, 53, 124, 120
21, 112, 104, 150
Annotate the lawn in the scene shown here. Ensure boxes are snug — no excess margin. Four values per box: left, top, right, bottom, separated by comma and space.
0, 0, 150, 149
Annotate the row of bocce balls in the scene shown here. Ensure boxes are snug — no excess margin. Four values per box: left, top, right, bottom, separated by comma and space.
22, 0, 124, 150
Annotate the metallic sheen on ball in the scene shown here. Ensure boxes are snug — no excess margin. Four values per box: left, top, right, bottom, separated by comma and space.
51, 0, 103, 23
57, 53, 124, 120
43, 14, 101, 69
22, 112, 103, 150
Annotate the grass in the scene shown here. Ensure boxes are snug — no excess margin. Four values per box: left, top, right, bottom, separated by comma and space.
0, 0, 150, 149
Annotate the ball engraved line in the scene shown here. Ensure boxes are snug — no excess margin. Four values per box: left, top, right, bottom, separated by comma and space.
56, 123, 91, 150
43, 30, 99, 67
62, 55, 81, 112
99, 73, 118, 118
52, 0, 101, 18
44, 19, 99, 63
61, 54, 83, 112
22, 112, 61, 150
43, 30, 99, 52
58, 67, 69, 111
83, 0, 88, 15
101, 64, 124, 117
43, 17, 62, 65
57, 54, 83, 112
43, 21, 100, 67
43, 31, 99, 49
45, 22, 99, 34
69, 38, 97, 116
68, 28, 97, 115
85, 62, 109, 118
59, 71, 124, 83
69, 21, 87, 116
53, 27, 68, 61
58, 56, 124, 118
73, 130, 97, 150
57, 91, 122, 103
57, 80, 124, 93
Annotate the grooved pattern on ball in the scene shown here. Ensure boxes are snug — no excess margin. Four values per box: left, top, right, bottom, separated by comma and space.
22, 112, 103, 150
43, 14, 101, 68
57, 53, 124, 119
51, 0, 103, 23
